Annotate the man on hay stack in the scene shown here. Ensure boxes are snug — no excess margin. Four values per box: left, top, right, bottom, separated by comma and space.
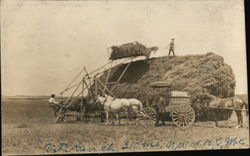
168, 38, 176, 57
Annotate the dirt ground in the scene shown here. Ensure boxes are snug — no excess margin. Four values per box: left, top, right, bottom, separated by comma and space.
2, 98, 249, 155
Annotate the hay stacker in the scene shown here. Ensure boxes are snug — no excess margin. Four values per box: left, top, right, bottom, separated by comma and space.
54, 42, 159, 125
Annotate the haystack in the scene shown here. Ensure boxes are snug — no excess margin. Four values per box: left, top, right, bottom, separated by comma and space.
97, 52, 236, 121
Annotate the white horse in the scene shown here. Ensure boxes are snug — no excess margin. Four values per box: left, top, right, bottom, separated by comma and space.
96, 94, 143, 125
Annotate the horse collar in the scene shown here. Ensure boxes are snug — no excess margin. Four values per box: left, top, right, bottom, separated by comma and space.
103, 96, 111, 105
103, 97, 107, 104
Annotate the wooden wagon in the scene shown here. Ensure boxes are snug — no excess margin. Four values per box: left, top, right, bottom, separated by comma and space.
150, 81, 196, 128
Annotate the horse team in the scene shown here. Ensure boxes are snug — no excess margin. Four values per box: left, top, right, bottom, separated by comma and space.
95, 94, 143, 125
51, 94, 143, 125
198, 92, 248, 128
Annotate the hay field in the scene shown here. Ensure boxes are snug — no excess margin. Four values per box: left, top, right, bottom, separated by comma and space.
2, 98, 249, 155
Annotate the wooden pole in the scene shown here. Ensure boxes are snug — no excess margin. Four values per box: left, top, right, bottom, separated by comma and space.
83, 67, 94, 96
96, 77, 116, 98
64, 81, 82, 107
107, 48, 110, 60
84, 67, 91, 83
61, 66, 84, 94
83, 78, 94, 99
85, 58, 131, 80
98, 84, 106, 96
208, 106, 249, 111
86, 61, 112, 77
64, 90, 84, 110
61, 81, 83, 93
105, 61, 113, 87
111, 58, 133, 92
95, 78, 105, 96
81, 78, 84, 113
93, 71, 105, 79
95, 77, 98, 96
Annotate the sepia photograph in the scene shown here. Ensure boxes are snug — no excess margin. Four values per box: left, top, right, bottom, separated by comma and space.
1, 0, 249, 155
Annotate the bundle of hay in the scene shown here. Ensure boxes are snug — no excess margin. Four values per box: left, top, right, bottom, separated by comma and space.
97, 52, 236, 121
109, 42, 158, 60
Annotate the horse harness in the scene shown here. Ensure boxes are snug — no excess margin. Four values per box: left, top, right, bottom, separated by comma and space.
103, 96, 115, 110
128, 103, 139, 111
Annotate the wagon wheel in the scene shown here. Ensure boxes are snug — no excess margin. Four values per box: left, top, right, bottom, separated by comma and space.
137, 107, 157, 126
171, 105, 195, 128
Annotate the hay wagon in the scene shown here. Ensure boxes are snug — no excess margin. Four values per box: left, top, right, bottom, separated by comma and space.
149, 81, 196, 128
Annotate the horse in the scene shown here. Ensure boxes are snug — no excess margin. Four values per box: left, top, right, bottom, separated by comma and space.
240, 97, 249, 117
95, 94, 143, 125
103, 94, 143, 116
53, 98, 86, 122
54, 97, 104, 123
199, 92, 248, 128
82, 98, 105, 123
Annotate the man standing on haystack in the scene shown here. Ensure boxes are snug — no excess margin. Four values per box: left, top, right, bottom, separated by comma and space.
168, 38, 175, 56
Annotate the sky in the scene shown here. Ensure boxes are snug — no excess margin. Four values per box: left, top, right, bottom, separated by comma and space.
1, 0, 248, 96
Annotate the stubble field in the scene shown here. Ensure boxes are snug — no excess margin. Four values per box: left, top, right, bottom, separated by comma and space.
2, 98, 249, 155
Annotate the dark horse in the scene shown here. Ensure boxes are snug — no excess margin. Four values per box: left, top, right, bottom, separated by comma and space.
199, 92, 248, 128
53, 97, 105, 123
81, 97, 105, 123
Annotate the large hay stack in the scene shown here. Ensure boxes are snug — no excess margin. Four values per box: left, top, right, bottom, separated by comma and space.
98, 53, 236, 121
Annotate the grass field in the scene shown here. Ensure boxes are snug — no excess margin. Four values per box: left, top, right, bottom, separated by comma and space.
2, 98, 249, 155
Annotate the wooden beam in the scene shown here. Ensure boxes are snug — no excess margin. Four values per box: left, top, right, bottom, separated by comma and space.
95, 78, 97, 96
65, 90, 84, 108
208, 106, 249, 111
64, 80, 82, 105
106, 82, 117, 85
96, 77, 116, 98
98, 83, 106, 96
84, 67, 92, 83
83, 67, 94, 96
94, 76, 104, 95
105, 61, 113, 86
60, 81, 83, 94
110, 58, 133, 92
87, 61, 112, 76
81, 79, 84, 113
61, 66, 84, 94
83, 78, 92, 96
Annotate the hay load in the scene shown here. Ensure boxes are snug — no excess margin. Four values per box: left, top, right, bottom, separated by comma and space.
109, 42, 158, 60
98, 52, 236, 121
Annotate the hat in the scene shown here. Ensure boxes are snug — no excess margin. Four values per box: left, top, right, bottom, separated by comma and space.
171, 38, 175, 40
